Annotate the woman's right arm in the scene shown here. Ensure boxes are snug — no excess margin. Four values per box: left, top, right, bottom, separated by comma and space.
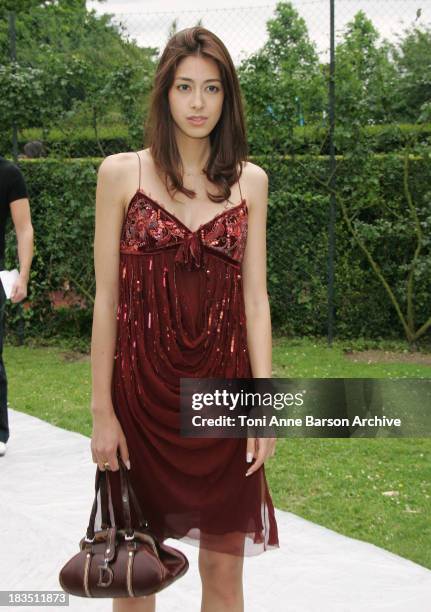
90, 155, 130, 472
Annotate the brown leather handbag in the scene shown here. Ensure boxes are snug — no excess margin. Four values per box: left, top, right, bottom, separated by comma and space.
58, 456, 189, 598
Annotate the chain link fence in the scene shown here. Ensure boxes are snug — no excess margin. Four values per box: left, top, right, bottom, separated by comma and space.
3, 0, 429, 156
1, 0, 430, 344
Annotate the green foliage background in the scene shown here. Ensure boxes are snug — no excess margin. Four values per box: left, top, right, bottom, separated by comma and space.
0, 1, 430, 345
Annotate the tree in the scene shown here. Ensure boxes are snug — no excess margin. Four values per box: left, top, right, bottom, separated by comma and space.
391, 24, 431, 123
0, 0, 157, 152
237, 1, 325, 153
334, 10, 398, 126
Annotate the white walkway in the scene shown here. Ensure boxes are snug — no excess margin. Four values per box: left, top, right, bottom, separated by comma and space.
1, 408, 430, 612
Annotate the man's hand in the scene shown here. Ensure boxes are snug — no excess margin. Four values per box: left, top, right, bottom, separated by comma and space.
10, 275, 28, 303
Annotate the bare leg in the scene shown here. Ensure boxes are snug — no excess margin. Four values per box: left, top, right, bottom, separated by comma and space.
112, 595, 156, 612
199, 546, 244, 612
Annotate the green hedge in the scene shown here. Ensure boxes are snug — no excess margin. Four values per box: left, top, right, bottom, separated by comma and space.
4, 153, 431, 344
2, 123, 431, 158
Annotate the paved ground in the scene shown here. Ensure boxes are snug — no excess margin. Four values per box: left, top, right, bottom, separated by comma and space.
1, 408, 430, 612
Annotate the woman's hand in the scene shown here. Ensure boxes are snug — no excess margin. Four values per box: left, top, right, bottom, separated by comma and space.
91, 406, 131, 472
245, 436, 276, 477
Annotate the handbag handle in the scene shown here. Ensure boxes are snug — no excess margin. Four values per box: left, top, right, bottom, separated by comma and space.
99, 471, 111, 529
117, 457, 150, 536
85, 455, 149, 542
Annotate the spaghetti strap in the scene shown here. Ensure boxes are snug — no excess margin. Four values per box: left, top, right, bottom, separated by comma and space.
238, 178, 243, 201
135, 151, 141, 191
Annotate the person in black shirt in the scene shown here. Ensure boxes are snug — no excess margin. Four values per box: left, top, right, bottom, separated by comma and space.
0, 155, 34, 456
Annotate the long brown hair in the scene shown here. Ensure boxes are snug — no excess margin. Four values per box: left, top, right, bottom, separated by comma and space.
143, 26, 248, 204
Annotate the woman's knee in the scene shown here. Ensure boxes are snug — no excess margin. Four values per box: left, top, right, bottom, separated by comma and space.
199, 551, 244, 608
198, 548, 244, 587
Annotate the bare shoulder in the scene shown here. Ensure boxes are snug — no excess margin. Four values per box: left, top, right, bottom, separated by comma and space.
97, 153, 122, 192
102, 148, 154, 180
241, 161, 269, 212
98, 151, 125, 172
97, 151, 136, 185
97, 151, 146, 210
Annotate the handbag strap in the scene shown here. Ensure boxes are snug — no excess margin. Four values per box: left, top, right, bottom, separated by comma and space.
99, 469, 111, 529
85, 456, 149, 541
117, 456, 149, 533
86, 467, 104, 540
118, 457, 133, 537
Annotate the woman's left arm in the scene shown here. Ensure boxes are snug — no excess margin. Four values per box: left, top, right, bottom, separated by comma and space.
241, 164, 276, 477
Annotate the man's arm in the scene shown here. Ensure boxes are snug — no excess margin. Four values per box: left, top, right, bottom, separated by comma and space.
10, 197, 34, 291
6, 163, 34, 302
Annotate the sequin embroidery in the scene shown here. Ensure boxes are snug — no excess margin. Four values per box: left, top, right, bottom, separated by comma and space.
120, 191, 248, 265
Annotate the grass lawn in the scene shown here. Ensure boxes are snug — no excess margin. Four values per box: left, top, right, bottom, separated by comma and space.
4, 336, 431, 570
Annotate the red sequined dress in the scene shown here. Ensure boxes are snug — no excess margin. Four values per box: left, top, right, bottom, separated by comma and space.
107, 151, 279, 557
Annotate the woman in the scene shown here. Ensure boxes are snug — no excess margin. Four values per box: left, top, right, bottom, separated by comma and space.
90, 26, 279, 612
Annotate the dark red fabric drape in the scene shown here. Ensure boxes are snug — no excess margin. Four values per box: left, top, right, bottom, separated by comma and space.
107, 191, 280, 557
